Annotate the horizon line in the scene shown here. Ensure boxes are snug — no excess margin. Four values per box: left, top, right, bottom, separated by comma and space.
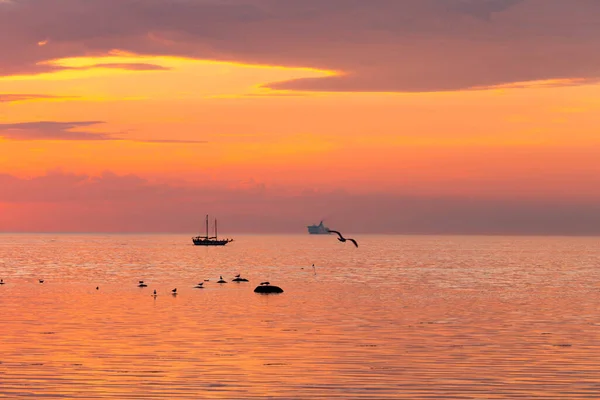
2, 231, 600, 238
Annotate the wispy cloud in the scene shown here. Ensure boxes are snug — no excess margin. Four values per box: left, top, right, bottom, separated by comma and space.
63, 62, 171, 72
0, 94, 76, 103
470, 78, 600, 91
0, 121, 112, 140
0, 120, 206, 143
140, 139, 208, 144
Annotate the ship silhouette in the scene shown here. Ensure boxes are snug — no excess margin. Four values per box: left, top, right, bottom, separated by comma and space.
307, 220, 331, 235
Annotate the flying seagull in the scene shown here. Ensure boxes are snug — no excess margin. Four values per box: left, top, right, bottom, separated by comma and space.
328, 230, 358, 248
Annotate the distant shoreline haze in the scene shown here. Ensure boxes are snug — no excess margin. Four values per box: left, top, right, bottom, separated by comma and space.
2, 199, 600, 235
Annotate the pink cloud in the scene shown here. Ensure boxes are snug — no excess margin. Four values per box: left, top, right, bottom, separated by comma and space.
1, 1, 600, 92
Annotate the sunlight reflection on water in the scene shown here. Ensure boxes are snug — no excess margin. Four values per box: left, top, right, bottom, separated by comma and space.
1, 234, 599, 398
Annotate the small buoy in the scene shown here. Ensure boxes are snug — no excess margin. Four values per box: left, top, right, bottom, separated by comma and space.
254, 284, 284, 294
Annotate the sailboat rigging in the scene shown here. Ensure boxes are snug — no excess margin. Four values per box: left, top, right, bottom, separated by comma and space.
192, 215, 233, 246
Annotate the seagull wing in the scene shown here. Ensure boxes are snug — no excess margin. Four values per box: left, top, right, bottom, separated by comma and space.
328, 230, 344, 240
348, 238, 358, 248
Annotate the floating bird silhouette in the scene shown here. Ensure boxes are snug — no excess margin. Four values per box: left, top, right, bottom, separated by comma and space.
260, 281, 270, 286
39, 279, 44, 284
96, 286, 99, 290
171, 288, 177, 295
217, 275, 227, 283
152, 289, 157, 297
327, 230, 358, 247
194, 282, 204, 288
0, 279, 5, 285
138, 281, 148, 287
232, 274, 249, 282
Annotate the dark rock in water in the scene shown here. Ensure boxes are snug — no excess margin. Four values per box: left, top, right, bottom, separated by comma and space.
254, 285, 284, 294
232, 278, 249, 282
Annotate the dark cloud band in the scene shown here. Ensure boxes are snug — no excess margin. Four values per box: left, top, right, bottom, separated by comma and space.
1, 0, 599, 92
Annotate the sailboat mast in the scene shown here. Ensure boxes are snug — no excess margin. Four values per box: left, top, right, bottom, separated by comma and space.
215, 219, 218, 239
205, 214, 209, 238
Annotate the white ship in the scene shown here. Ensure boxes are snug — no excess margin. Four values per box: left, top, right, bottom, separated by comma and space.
307, 221, 331, 234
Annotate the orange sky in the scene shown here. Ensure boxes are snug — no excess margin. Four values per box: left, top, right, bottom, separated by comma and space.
1, 0, 600, 233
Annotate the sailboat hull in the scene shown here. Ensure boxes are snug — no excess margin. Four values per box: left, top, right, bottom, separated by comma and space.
192, 237, 233, 246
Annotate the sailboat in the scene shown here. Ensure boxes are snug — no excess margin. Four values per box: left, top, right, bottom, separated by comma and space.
192, 215, 234, 246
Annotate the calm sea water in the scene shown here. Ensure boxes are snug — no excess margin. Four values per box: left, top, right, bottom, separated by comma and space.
1, 234, 599, 399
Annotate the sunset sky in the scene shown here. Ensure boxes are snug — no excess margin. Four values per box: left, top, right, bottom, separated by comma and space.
1, 0, 600, 234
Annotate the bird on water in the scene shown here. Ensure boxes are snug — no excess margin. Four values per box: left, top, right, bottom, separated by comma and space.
39, 279, 44, 284
138, 281, 148, 287
171, 288, 177, 295
194, 282, 204, 288
327, 230, 358, 247
232, 273, 249, 282
0, 279, 5, 285
217, 275, 227, 283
